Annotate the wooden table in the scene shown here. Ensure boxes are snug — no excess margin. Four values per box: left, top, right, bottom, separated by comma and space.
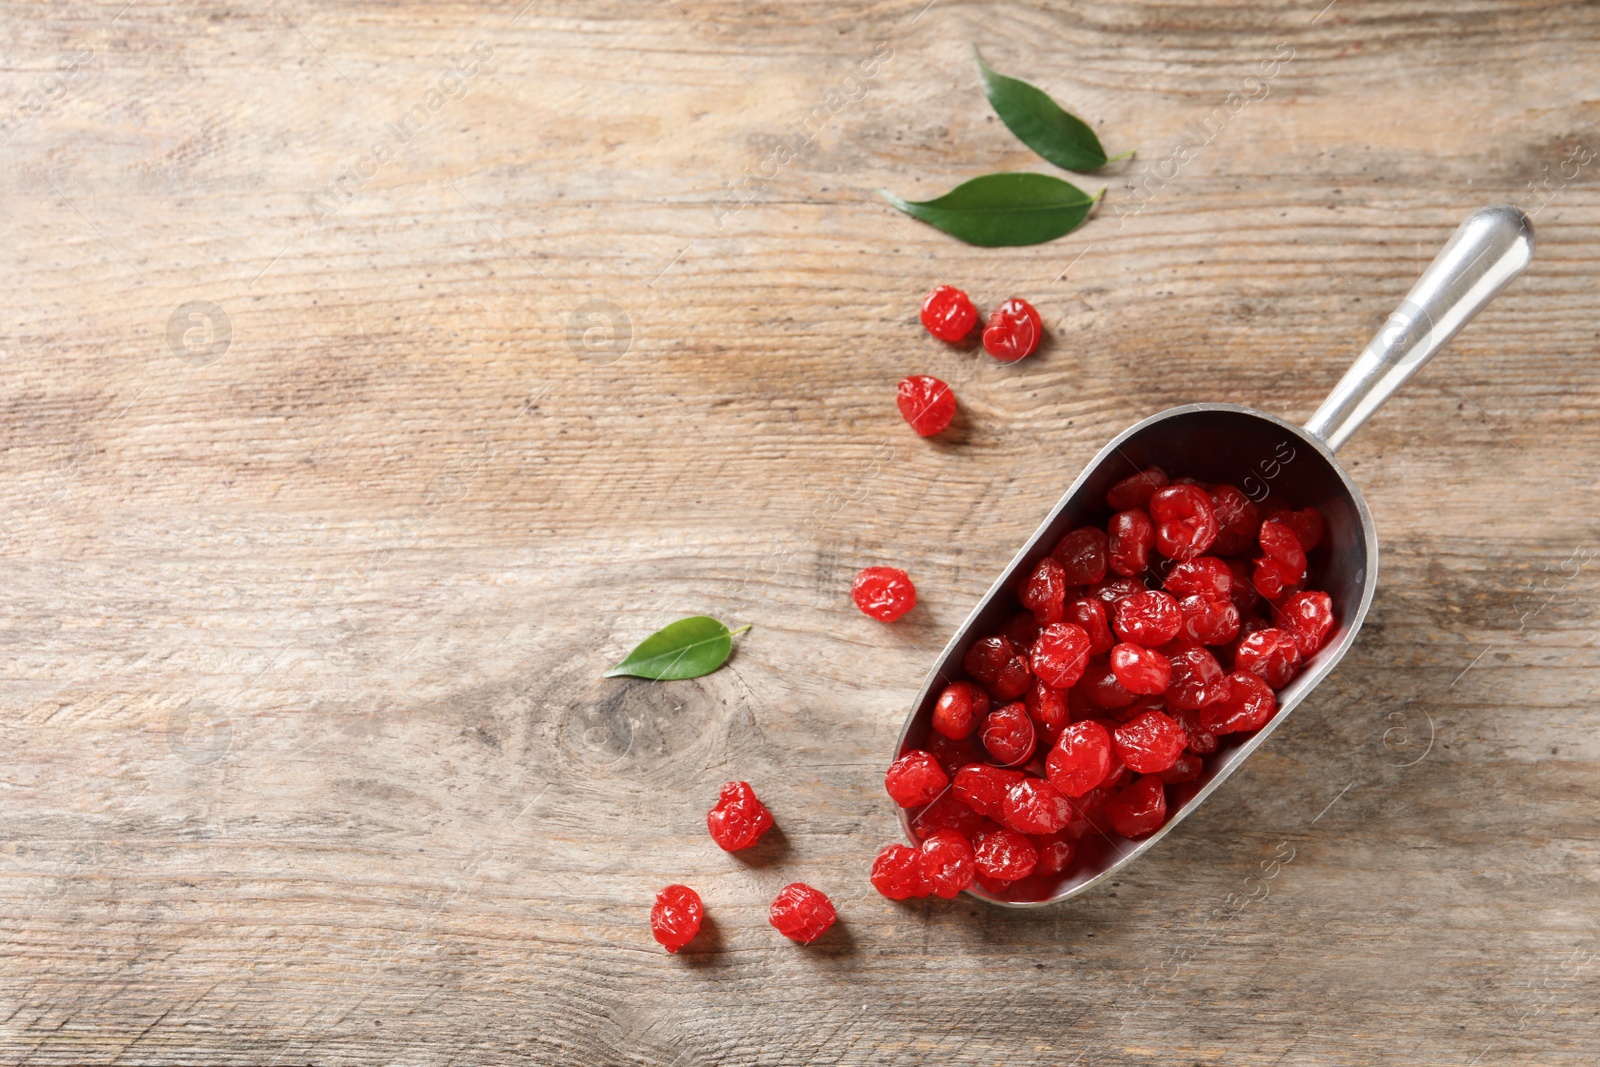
3, 2, 1596, 1063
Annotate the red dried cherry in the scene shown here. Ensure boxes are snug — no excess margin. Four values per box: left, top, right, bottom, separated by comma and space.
932, 682, 990, 740
1107, 467, 1168, 510
1289, 507, 1325, 551
1279, 590, 1334, 657
981, 703, 1036, 766
1112, 709, 1186, 774
981, 297, 1042, 362
1209, 484, 1260, 555
973, 826, 1038, 882
925, 730, 983, 776
896, 375, 957, 437
1001, 611, 1041, 650
963, 635, 1031, 700
870, 843, 927, 900
1252, 556, 1299, 601
1113, 590, 1183, 647
1052, 527, 1108, 586
1165, 556, 1232, 599
1228, 558, 1261, 612
706, 781, 774, 851
651, 884, 704, 953
1178, 593, 1241, 646
953, 763, 1024, 817
1024, 678, 1070, 742
885, 750, 949, 808
1107, 509, 1155, 577
1080, 657, 1136, 709
1064, 596, 1114, 654
1260, 519, 1307, 577
770, 883, 836, 943
1105, 775, 1168, 838
918, 829, 976, 898
1045, 720, 1112, 797
1175, 707, 1219, 755
1235, 627, 1302, 688
1030, 622, 1092, 688
911, 792, 983, 838
1150, 484, 1219, 560
1200, 671, 1277, 734
921, 285, 977, 343
1001, 777, 1073, 835
1020, 557, 1068, 625
1156, 752, 1203, 783
1109, 642, 1171, 695
852, 566, 916, 622
1033, 831, 1076, 876
1166, 642, 1231, 710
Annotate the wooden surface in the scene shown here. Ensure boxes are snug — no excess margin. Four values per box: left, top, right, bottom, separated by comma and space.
2, 1, 1597, 1063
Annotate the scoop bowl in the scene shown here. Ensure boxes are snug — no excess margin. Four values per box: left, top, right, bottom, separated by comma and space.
893, 204, 1535, 906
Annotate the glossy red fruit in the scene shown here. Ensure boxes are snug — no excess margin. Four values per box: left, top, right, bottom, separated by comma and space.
1112, 709, 1186, 774
1064, 596, 1114, 654
973, 826, 1038, 881
1290, 507, 1325, 551
1020, 557, 1068, 625
1252, 556, 1300, 601
1200, 670, 1278, 734
1260, 519, 1307, 578
1022, 680, 1067, 742
651, 884, 704, 953
981, 703, 1037, 766
870, 843, 927, 900
911, 792, 983, 839
1166, 642, 1232, 710
1165, 556, 1232, 599
1080, 657, 1136, 709
1033, 832, 1076, 876
1235, 627, 1303, 688
1280, 590, 1335, 657
1178, 593, 1241, 646
1113, 590, 1183, 648
1106, 775, 1168, 838
1052, 528, 1109, 586
1091, 574, 1147, 607
1156, 751, 1204, 784
1030, 622, 1092, 688
770, 883, 836, 944
896, 375, 957, 436
1107, 509, 1155, 577
952, 763, 1025, 817
1001, 777, 1073, 835
932, 682, 990, 740
1045, 720, 1112, 797
1150, 484, 1219, 560
925, 730, 983, 776
706, 781, 774, 851
1209, 484, 1260, 555
982, 297, 1042, 361
852, 566, 916, 622
1109, 642, 1171, 695
921, 285, 978, 342
1107, 467, 1168, 510
918, 829, 976, 898
1175, 707, 1219, 755
885, 750, 949, 808
964, 636, 1032, 701
1228, 558, 1261, 612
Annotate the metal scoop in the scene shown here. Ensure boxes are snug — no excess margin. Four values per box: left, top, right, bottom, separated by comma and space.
895, 205, 1535, 907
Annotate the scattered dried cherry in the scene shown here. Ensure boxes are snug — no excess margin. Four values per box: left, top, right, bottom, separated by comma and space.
852, 566, 916, 622
1109, 642, 1171, 695
651, 884, 704, 953
1001, 611, 1041, 650
982, 297, 1042, 362
1030, 622, 1092, 688
870, 844, 926, 900
918, 829, 976, 898
770, 883, 836, 943
707, 781, 773, 851
896, 375, 957, 436
921, 285, 977, 343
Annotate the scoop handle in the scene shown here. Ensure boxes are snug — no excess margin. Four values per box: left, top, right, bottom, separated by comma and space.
1304, 204, 1535, 452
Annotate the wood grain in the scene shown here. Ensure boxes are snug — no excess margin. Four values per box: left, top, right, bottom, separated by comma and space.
1, 0, 1597, 1063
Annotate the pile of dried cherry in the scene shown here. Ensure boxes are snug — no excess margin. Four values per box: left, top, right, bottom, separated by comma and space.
872, 467, 1336, 904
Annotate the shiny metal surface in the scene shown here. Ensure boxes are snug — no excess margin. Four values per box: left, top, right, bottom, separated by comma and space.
893, 206, 1535, 907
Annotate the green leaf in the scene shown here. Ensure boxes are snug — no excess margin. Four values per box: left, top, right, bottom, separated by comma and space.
880, 173, 1102, 247
976, 47, 1123, 172
604, 616, 751, 680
